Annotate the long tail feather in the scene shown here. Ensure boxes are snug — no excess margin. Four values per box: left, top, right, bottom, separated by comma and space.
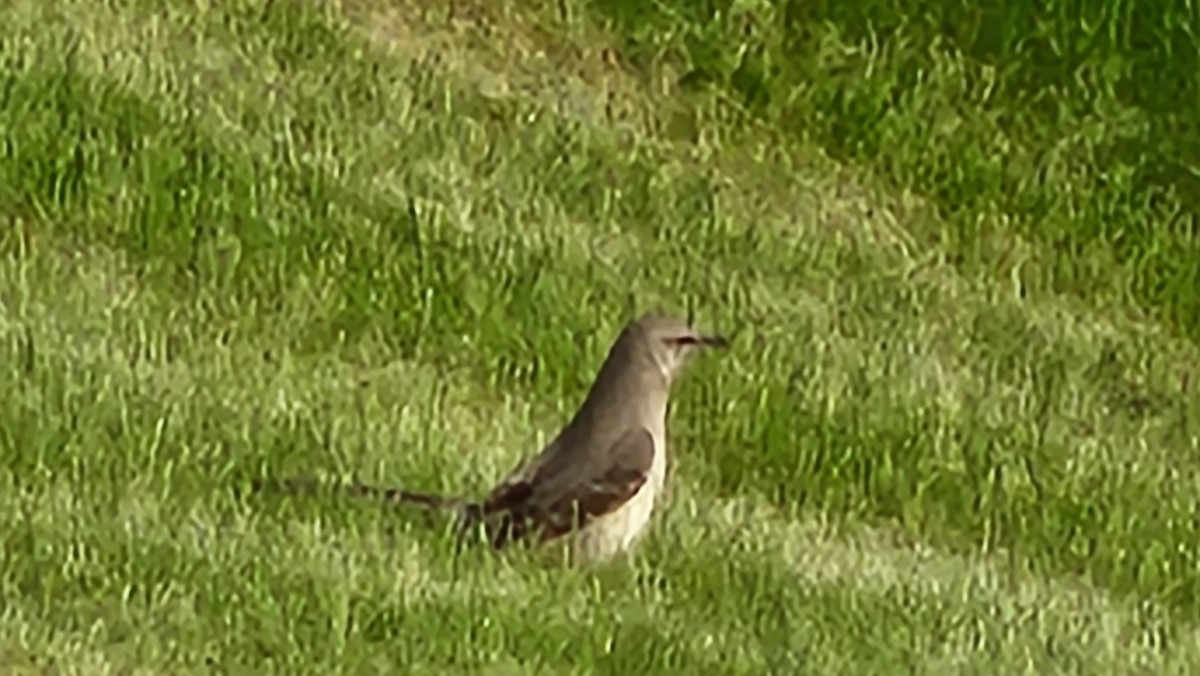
250, 476, 467, 510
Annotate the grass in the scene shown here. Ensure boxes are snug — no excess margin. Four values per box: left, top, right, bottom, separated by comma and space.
1, 0, 1199, 672
591, 0, 1200, 338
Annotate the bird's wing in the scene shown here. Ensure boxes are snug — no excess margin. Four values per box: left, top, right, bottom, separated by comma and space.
474, 427, 655, 549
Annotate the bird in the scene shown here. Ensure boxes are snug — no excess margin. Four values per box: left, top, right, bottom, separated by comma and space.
254, 312, 728, 564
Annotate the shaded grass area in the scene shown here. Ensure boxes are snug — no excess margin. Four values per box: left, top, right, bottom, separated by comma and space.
1, 0, 1200, 670
583, 0, 1200, 342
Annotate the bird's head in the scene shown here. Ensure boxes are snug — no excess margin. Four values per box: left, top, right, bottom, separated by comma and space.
629, 312, 729, 385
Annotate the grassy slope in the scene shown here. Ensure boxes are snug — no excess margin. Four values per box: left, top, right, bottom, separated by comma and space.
588, 0, 1200, 340
0, 0, 1198, 673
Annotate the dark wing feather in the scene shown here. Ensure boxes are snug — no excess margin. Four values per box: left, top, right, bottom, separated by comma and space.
472, 427, 655, 550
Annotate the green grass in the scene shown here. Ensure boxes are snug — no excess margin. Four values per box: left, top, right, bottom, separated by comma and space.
590, 0, 1200, 340
1, 0, 1199, 672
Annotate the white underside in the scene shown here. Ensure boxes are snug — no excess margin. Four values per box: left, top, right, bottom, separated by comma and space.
566, 437, 668, 564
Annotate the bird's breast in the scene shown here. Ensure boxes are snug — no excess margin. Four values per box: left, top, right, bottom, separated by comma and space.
569, 429, 667, 563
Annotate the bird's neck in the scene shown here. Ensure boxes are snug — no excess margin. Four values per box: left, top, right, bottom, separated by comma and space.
569, 355, 669, 434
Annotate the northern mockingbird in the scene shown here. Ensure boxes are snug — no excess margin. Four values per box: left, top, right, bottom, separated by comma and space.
257, 312, 728, 564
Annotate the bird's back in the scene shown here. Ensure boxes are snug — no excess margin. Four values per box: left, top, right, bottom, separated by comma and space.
475, 313, 678, 561
526, 354, 671, 562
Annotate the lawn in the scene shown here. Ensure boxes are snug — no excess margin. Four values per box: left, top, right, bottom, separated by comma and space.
1, 0, 1199, 673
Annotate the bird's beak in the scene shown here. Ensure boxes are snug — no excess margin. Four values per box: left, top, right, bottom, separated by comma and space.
679, 332, 729, 349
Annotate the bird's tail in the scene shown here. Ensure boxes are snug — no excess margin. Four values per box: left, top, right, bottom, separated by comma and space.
250, 476, 468, 510
251, 476, 490, 560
